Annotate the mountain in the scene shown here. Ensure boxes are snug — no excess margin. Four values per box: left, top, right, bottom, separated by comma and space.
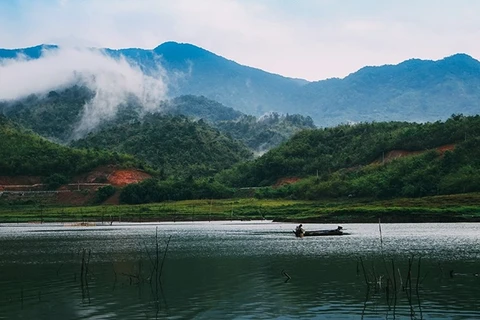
296, 53, 480, 126
164, 95, 316, 152
1, 43, 480, 126
0, 42, 306, 117
0, 44, 57, 59
119, 41, 307, 115
0, 88, 315, 152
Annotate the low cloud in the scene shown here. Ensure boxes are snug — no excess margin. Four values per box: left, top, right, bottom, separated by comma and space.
0, 46, 168, 137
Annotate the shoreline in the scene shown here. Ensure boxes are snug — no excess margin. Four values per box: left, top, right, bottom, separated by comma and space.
2, 214, 480, 225
1, 193, 480, 224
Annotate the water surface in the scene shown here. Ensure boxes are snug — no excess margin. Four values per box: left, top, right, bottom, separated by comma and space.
1, 221, 479, 319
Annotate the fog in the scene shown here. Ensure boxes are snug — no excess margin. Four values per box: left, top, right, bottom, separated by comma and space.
0, 46, 168, 137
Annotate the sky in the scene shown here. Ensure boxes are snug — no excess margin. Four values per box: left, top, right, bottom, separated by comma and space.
1, 0, 480, 81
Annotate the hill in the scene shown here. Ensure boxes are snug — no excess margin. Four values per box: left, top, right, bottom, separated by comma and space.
71, 114, 253, 179
0, 115, 154, 205
0, 115, 140, 178
0, 86, 93, 142
217, 115, 480, 199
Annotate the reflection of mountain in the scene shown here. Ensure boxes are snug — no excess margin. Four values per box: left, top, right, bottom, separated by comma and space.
2, 43, 480, 126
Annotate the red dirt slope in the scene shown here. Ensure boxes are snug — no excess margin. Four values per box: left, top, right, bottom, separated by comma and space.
1, 166, 151, 206
107, 169, 151, 186
379, 144, 455, 163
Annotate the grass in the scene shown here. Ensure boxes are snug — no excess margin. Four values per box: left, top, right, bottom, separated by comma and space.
1, 193, 480, 223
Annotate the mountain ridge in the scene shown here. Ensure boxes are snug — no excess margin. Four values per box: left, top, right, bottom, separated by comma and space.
1, 42, 479, 126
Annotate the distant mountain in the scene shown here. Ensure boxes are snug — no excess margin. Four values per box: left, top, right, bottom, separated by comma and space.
0, 42, 306, 117
2, 43, 480, 126
131, 41, 307, 115
0, 44, 57, 59
296, 53, 480, 126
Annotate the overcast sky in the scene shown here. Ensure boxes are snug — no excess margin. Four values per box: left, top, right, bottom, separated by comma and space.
1, 0, 479, 81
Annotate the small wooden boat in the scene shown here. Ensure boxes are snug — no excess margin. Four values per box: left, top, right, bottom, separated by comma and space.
294, 226, 347, 237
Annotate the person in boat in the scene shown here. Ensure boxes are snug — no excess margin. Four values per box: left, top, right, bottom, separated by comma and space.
295, 224, 305, 235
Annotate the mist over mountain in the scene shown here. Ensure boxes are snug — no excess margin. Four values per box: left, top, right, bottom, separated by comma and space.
1, 42, 480, 127
0, 45, 168, 138
0, 87, 314, 154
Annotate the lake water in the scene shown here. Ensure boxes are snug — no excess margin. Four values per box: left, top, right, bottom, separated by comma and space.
1, 221, 480, 319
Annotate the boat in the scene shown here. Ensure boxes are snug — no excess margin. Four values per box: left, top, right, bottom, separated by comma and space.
294, 225, 347, 237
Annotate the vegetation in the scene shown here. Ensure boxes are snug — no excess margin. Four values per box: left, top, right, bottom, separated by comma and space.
95, 185, 116, 203
1, 193, 480, 223
72, 114, 253, 179
164, 95, 242, 122
217, 115, 480, 191
215, 112, 315, 152
0, 115, 139, 177
0, 86, 93, 141
119, 178, 234, 204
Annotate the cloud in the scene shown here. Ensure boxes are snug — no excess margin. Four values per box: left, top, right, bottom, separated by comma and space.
0, 46, 168, 138
1, 0, 480, 80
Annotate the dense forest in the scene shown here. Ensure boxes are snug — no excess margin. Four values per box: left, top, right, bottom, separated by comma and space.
0, 115, 139, 177
0, 86, 94, 142
0, 88, 315, 152
71, 114, 253, 179
118, 115, 480, 204
216, 115, 480, 186
2, 91, 480, 205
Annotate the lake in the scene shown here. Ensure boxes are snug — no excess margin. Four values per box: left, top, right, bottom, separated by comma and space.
1, 221, 480, 319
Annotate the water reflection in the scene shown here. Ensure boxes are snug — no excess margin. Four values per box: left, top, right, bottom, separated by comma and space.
0, 222, 480, 319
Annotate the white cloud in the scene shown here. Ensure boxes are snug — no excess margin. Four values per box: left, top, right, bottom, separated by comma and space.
0, 46, 168, 138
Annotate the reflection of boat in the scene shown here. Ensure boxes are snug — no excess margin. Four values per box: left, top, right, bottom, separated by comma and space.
294, 226, 347, 237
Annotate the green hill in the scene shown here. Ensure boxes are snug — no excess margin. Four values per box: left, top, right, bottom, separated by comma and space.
217, 115, 480, 199
0, 115, 138, 177
0, 86, 93, 142
71, 114, 253, 179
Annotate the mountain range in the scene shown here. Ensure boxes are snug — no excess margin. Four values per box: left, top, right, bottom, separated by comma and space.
1, 42, 480, 126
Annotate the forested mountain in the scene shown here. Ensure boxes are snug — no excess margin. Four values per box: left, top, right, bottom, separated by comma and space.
215, 113, 315, 153
217, 115, 480, 198
71, 114, 253, 179
0, 86, 93, 142
0, 42, 305, 117
2, 43, 480, 126
0, 115, 138, 177
297, 54, 480, 126
164, 95, 316, 152
0, 88, 315, 152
